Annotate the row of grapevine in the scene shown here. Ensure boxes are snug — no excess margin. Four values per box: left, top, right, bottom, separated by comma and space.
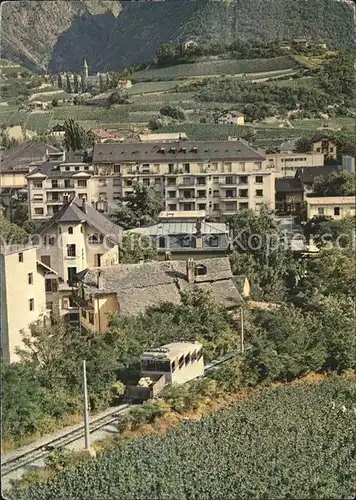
9, 376, 355, 499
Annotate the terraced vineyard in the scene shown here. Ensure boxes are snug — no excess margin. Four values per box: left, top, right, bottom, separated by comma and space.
25, 112, 53, 134
0, 107, 28, 127
126, 81, 180, 95
131, 92, 196, 104
131, 57, 296, 81
9, 376, 355, 499
158, 123, 245, 141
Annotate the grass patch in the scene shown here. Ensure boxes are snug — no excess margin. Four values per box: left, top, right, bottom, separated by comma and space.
268, 75, 320, 89
29, 91, 70, 102
291, 51, 338, 69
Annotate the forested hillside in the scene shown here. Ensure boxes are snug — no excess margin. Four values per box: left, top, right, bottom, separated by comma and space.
1, 0, 354, 73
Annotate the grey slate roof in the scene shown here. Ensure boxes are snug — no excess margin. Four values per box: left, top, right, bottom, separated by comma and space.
128, 221, 230, 252
35, 197, 123, 243
0, 141, 59, 172
295, 165, 341, 184
276, 178, 304, 193
93, 140, 265, 163
76, 257, 241, 315
27, 151, 91, 179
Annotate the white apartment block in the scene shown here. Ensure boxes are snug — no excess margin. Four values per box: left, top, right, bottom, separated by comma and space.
265, 151, 325, 177
0, 245, 52, 362
27, 151, 99, 220
306, 195, 356, 220
92, 140, 275, 218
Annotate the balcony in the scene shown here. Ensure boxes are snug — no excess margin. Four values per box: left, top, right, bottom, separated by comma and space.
47, 184, 75, 191
221, 209, 238, 216
220, 177, 237, 188
178, 178, 196, 187
179, 196, 195, 203
46, 199, 65, 205
220, 195, 237, 202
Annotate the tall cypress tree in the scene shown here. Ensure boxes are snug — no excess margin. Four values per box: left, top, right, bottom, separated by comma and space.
57, 73, 63, 89
99, 74, 104, 92
66, 74, 72, 93
73, 74, 79, 94
80, 75, 86, 93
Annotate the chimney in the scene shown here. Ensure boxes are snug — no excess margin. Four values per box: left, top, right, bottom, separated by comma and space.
82, 198, 87, 214
186, 258, 195, 283
195, 220, 202, 249
97, 270, 103, 289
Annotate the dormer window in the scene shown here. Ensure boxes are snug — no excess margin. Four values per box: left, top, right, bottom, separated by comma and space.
182, 236, 191, 248
209, 236, 219, 247
195, 264, 207, 276
192, 147, 198, 153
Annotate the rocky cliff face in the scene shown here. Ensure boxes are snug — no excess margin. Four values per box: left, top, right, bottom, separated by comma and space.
1, 0, 354, 74
1, 1, 121, 71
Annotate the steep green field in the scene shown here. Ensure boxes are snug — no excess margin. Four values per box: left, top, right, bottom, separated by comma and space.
131, 57, 296, 81
25, 113, 53, 133
0, 107, 27, 127
52, 106, 130, 123
10, 376, 355, 500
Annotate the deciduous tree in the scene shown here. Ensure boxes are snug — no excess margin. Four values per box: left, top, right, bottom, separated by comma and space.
112, 183, 163, 229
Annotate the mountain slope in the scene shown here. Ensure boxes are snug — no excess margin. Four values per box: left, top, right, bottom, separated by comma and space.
1, 0, 354, 73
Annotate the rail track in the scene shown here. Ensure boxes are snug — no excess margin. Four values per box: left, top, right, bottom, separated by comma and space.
2, 349, 248, 477
2, 404, 130, 476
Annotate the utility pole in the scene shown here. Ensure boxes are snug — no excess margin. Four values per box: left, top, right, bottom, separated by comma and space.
82, 360, 91, 451
240, 307, 244, 354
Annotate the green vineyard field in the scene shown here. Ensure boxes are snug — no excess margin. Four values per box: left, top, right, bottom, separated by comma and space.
158, 123, 247, 141
0, 108, 28, 128
126, 81, 180, 95
10, 376, 355, 500
25, 113, 53, 133
131, 57, 296, 81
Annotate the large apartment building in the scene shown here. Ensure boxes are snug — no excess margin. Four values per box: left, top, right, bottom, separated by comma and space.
0, 141, 60, 219
26, 140, 275, 220
92, 140, 275, 218
27, 150, 96, 219
0, 244, 52, 362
